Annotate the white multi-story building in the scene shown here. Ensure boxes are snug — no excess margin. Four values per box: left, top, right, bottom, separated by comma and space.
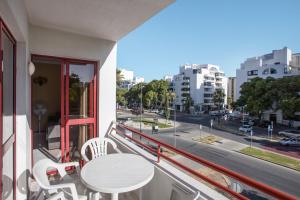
120, 69, 134, 81
227, 77, 237, 104
236, 47, 300, 100
163, 75, 173, 82
171, 64, 227, 112
133, 76, 145, 84
120, 69, 145, 89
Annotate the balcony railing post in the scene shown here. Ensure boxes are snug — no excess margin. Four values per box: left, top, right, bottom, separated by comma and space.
157, 144, 161, 163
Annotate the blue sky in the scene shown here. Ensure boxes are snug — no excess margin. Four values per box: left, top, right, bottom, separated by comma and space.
117, 0, 300, 82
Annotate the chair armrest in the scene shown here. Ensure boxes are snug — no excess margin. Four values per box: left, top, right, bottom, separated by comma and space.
59, 162, 79, 168
57, 162, 80, 177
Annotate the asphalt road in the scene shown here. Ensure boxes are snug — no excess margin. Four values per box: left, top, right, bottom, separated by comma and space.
146, 131, 300, 199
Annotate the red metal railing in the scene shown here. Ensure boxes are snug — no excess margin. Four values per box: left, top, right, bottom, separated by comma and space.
115, 124, 298, 200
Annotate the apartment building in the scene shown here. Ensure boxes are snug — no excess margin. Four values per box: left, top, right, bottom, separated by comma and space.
227, 77, 237, 105
236, 47, 300, 125
236, 47, 300, 100
120, 69, 145, 89
171, 64, 227, 112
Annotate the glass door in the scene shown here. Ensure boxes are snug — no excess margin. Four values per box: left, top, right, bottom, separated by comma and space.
64, 62, 97, 162
0, 21, 16, 200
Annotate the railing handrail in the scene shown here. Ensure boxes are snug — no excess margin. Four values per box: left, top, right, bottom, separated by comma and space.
116, 124, 297, 200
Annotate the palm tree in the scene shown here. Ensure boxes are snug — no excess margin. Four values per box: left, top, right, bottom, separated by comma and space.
116, 69, 124, 88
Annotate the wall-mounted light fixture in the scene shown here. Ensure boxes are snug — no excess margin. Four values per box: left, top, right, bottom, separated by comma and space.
28, 61, 35, 76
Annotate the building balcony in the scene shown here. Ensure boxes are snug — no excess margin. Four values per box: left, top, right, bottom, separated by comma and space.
181, 90, 190, 94
181, 82, 190, 86
181, 85, 190, 88
215, 72, 225, 77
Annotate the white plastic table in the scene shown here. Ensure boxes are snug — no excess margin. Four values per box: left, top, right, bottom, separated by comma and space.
80, 153, 154, 200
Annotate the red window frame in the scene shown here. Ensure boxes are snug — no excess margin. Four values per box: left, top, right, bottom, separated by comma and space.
64, 61, 97, 162
0, 17, 17, 200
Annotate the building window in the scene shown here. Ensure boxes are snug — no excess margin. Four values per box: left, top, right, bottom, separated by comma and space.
193, 69, 201, 74
204, 82, 212, 86
262, 68, 269, 75
247, 70, 258, 76
274, 62, 280, 65
270, 68, 277, 74
204, 94, 213, 98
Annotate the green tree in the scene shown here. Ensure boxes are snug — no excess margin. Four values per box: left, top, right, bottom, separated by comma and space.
236, 76, 300, 120
213, 89, 225, 111
125, 83, 146, 107
116, 88, 127, 107
143, 80, 169, 109
144, 90, 157, 109
116, 69, 123, 88
183, 95, 193, 113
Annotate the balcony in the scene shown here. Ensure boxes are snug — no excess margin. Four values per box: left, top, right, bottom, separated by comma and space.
181, 90, 190, 94
203, 83, 213, 88
215, 83, 223, 88
29, 122, 298, 200
215, 72, 225, 77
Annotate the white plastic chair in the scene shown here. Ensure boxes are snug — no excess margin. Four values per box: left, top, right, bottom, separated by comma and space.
81, 137, 120, 162
32, 159, 87, 200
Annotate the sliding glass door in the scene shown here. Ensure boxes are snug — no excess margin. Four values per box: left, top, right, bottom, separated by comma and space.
0, 20, 16, 200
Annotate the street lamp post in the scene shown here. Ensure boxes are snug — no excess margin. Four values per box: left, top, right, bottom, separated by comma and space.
174, 107, 177, 148
140, 84, 143, 132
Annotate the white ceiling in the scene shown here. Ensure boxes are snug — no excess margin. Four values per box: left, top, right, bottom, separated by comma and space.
25, 0, 174, 41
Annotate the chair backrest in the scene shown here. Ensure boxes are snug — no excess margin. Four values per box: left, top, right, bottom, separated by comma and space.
33, 159, 67, 189
81, 137, 117, 161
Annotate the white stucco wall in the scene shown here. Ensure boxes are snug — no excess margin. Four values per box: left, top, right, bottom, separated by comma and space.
29, 25, 117, 137
1, 1, 31, 199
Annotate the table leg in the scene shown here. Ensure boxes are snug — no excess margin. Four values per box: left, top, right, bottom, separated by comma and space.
139, 188, 143, 200
112, 193, 118, 200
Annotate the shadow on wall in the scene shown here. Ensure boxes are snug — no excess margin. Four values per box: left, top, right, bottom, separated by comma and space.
17, 169, 31, 197
2, 175, 13, 199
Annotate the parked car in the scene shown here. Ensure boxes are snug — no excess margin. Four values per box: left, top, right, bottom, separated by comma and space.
279, 137, 300, 146
239, 124, 252, 133
278, 130, 300, 137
